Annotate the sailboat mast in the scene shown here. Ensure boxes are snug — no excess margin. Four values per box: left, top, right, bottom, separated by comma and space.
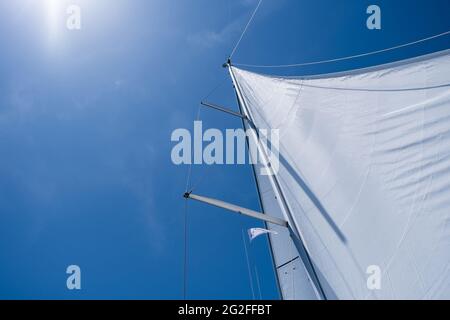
227, 62, 327, 300
222, 61, 283, 299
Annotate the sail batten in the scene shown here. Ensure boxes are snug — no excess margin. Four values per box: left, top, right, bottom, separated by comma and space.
231, 51, 450, 300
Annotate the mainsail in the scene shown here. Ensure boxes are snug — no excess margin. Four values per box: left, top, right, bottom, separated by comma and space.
229, 50, 450, 300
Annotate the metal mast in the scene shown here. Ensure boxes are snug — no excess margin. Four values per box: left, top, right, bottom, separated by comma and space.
227, 62, 327, 300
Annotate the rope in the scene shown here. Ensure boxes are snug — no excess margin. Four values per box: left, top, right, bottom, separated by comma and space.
230, 0, 264, 59
234, 30, 450, 68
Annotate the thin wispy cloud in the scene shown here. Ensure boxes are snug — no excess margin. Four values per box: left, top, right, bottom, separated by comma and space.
186, 0, 262, 49
186, 19, 243, 49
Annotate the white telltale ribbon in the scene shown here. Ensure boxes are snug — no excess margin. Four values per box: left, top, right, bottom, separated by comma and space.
248, 227, 278, 241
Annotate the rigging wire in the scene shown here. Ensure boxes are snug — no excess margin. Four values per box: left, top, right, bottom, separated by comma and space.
186, 78, 228, 192
242, 228, 256, 300
183, 199, 189, 299
233, 30, 450, 68
229, 0, 264, 59
181, 76, 231, 299
188, 77, 230, 192
203, 77, 229, 102
254, 265, 262, 300
189, 167, 211, 192
184, 105, 201, 193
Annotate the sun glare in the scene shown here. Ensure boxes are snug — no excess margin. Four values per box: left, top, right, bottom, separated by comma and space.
45, 0, 63, 43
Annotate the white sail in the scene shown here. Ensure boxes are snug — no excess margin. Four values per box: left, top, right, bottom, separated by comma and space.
231, 50, 450, 300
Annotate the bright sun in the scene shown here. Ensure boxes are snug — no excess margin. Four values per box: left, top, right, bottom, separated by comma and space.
45, 0, 62, 39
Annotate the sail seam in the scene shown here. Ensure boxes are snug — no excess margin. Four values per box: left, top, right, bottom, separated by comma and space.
276, 256, 300, 269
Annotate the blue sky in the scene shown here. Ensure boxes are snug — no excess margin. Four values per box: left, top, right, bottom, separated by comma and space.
0, 0, 448, 299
